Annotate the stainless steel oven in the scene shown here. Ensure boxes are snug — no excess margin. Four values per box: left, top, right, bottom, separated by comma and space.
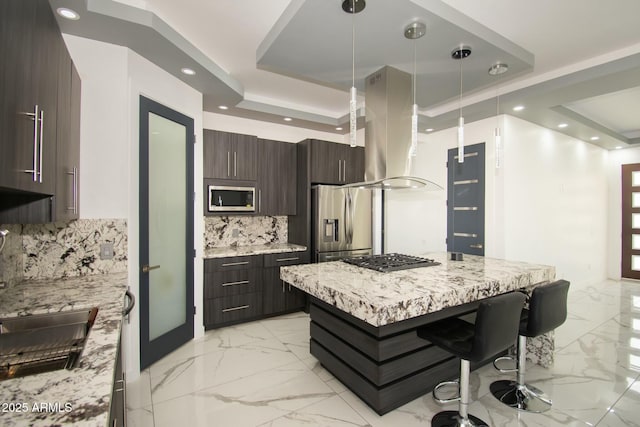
208, 184, 255, 212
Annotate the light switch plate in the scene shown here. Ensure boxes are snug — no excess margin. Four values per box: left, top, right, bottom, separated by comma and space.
100, 243, 114, 260
232, 229, 239, 237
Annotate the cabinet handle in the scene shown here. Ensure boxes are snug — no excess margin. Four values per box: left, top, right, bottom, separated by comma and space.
342, 159, 347, 182
470, 244, 483, 249
338, 160, 342, 182
222, 280, 250, 287
259, 189, 262, 213
20, 105, 39, 181
276, 257, 299, 262
233, 151, 237, 177
221, 261, 249, 267
282, 281, 285, 293
222, 304, 249, 313
227, 151, 231, 177
38, 109, 44, 183
66, 166, 78, 213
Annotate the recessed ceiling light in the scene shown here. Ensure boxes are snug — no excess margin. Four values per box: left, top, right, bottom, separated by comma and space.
336, 127, 343, 131
512, 105, 525, 112
558, 123, 568, 128
616, 146, 623, 150
488, 63, 509, 76
426, 128, 434, 132
57, 8, 80, 20
218, 105, 228, 110
590, 136, 600, 141
181, 67, 196, 76
283, 117, 292, 122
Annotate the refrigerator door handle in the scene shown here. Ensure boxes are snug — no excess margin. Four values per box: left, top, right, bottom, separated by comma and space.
345, 190, 353, 244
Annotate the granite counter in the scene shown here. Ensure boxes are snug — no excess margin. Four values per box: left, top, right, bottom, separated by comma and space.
203, 243, 306, 259
0, 272, 128, 426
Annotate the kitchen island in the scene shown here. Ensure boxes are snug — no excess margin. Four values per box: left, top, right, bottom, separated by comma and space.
280, 253, 556, 415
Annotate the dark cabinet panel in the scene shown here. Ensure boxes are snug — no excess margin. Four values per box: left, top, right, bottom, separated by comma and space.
204, 269, 261, 299
0, 0, 81, 224
203, 130, 257, 181
205, 293, 263, 327
257, 139, 296, 215
53, 50, 80, 221
309, 140, 364, 185
205, 255, 263, 272
262, 251, 308, 316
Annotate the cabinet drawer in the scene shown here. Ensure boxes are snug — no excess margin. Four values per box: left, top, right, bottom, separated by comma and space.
205, 293, 263, 326
264, 251, 310, 267
205, 255, 263, 272
205, 269, 261, 298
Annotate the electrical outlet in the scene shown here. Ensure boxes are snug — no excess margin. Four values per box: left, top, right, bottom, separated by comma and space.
232, 229, 240, 237
100, 243, 114, 260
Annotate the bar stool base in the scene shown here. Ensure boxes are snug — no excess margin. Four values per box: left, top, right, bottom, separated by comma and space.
431, 410, 489, 427
490, 380, 552, 413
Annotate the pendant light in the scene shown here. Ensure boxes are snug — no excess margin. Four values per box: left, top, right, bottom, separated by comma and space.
404, 22, 426, 157
452, 46, 471, 163
343, 0, 366, 147
488, 63, 508, 169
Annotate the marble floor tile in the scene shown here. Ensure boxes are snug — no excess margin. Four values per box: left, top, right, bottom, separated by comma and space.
259, 395, 369, 426
597, 380, 640, 427
126, 405, 155, 427
149, 336, 299, 405
152, 360, 335, 427
127, 279, 640, 426
127, 369, 152, 410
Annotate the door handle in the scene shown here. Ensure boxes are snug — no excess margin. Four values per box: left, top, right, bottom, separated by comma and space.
142, 264, 160, 273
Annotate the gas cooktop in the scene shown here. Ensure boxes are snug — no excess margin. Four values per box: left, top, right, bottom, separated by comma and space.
342, 253, 440, 273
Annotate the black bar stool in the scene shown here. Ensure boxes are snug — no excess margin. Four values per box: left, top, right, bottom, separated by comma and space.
418, 292, 526, 427
490, 279, 570, 413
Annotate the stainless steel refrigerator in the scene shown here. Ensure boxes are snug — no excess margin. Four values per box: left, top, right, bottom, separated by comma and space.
312, 185, 372, 262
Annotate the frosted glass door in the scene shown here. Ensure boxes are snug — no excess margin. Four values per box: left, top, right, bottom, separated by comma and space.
148, 112, 187, 340
139, 97, 194, 369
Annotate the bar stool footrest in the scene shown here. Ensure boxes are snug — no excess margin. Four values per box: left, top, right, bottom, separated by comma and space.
493, 355, 517, 373
433, 380, 461, 404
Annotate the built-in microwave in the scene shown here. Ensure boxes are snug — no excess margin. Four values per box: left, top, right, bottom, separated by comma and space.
208, 184, 255, 212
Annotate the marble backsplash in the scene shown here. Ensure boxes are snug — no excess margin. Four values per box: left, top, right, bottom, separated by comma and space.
0, 219, 127, 284
205, 216, 287, 248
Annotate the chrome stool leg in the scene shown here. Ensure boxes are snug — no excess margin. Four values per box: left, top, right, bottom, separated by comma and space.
432, 360, 489, 427
490, 335, 553, 413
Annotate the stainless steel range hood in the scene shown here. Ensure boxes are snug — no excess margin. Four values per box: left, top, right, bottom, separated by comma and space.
343, 66, 442, 191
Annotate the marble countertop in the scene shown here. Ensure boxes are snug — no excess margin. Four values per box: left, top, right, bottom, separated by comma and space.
203, 243, 307, 259
0, 272, 128, 426
280, 253, 555, 327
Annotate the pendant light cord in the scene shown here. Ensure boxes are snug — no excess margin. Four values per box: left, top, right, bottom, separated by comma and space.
459, 56, 463, 120
352, 0, 355, 87
413, 41, 417, 104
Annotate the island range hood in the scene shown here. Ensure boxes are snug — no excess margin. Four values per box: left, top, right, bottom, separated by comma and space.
343, 66, 442, 191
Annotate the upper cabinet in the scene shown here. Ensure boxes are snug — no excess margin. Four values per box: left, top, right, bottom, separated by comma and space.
0, 0, 81, 223
0, 0, 60, 195
309, 139, 364, 185
257, 139, 296, 216
204, 130, 257, 181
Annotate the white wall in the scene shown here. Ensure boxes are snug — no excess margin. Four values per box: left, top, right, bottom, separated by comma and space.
607, 146, 640, 279
64, 35, 204, 380
385, 114, 610, 286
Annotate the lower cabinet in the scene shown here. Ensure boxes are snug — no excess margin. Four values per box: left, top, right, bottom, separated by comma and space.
263, 252, 308, 315
204, 251, 309, 329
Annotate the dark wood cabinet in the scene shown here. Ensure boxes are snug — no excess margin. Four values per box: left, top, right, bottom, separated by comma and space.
309, 139, 364, 185
203, 255, 263, 329
204, 251, 309, 329
53, 50, 81, 221
257, 139, 296, 215
0, 0, 81, 224
203, 130, 257, 181
263, 251, 309, 316
0, 0, 59, 195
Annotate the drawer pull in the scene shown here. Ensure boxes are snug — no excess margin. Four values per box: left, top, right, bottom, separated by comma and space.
222, 304, 250, 313
276, 257, 299, 262
221, 261, 249, 267
222, 280, 250, 287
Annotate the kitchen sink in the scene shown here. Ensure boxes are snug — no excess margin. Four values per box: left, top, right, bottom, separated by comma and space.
0, 307, 99, 381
